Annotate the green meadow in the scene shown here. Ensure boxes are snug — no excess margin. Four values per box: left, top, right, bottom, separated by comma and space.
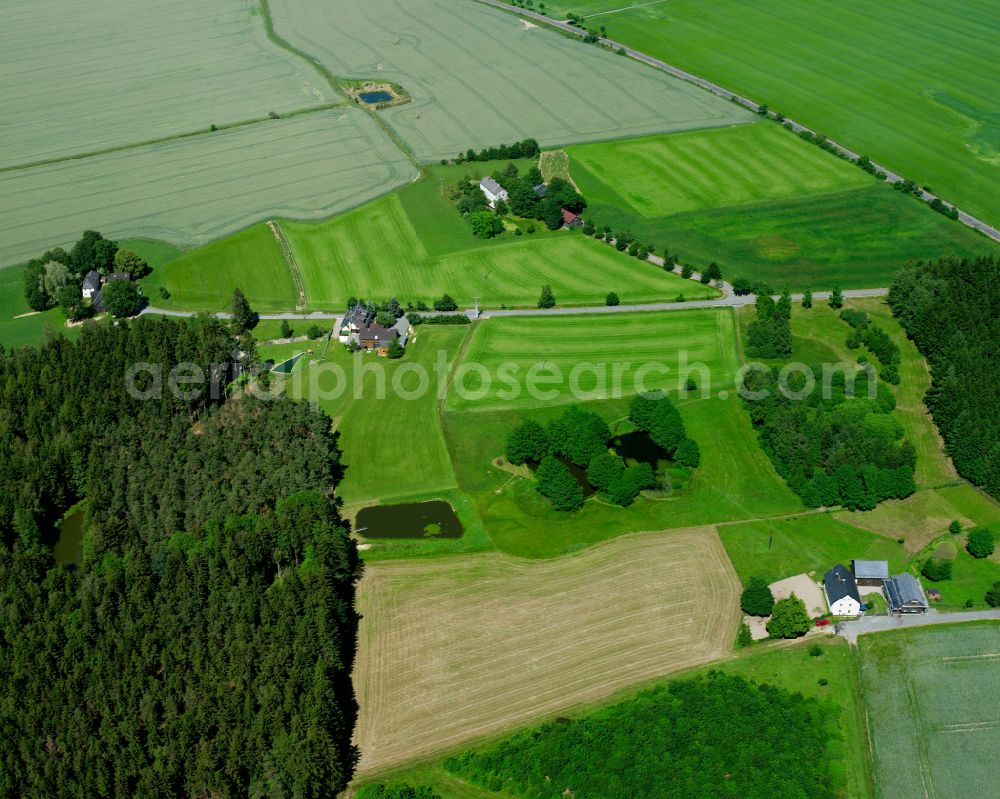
0, 265, 77, 349
568, 123, 870, 217
286, 187, 716, 311
444, 309, 739, 412
568, 125, 993, 289
142, 225, 297, 312
551, 0, 1000, 227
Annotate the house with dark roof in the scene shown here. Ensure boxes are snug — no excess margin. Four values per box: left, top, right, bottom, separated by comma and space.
884, 573, 929, 614
824, 564, 862, 616
358, 324, 399, 355
561, 208, 582, 228
339, 306, 374, 343
108, 271, 131, 283
852, 559, 890, 588
82, 270, 102, 300
479, 177, 508, 208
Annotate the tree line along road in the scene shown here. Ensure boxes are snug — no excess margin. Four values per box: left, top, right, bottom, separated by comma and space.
472, 0, 1000, 246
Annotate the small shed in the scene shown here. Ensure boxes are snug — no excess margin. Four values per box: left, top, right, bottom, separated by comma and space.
561, 208, 582, 228
852, 559, 890, 588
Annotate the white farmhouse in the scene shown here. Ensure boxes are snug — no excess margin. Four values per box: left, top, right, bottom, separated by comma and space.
479, 177, 508, 208
823, 564, 862, 616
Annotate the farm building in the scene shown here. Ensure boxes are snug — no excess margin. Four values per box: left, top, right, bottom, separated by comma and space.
852, 559, 889, 588
81, 270, 101, 300
884, 573, 929, 614
561, 208, 582, 228
347, 314, 411, 356
823, 564, 862, 617
339, 306, 374, 343
479, 177, 508, 208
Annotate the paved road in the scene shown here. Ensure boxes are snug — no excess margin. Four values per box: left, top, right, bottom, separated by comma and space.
473, 0, 1000, 246
838, 609, 1000, 644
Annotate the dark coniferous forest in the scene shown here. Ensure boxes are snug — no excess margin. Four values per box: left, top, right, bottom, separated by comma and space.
0, 318, 361, 797
889, 254, 1000, 500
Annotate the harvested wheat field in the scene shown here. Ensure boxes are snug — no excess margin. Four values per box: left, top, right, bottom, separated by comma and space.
353, 527, 740, 775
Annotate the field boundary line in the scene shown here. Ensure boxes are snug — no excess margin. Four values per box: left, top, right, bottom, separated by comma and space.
471, 0, 1000, 246
267, 221, 307, 310
0, 104, 345, 175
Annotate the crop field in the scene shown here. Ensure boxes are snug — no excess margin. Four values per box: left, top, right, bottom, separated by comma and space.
859, 623, 1000, 799
267, 0, 751, 162
0, 110, 417, 268
569, 130, 993, 290
0, 0, 337, 168
143, 225, 296, 312
545, 0, 1000, 227
352, 527, 740, 775
286, 193, 715, 310
444, 309, 738, 412
567, 123, 871, 217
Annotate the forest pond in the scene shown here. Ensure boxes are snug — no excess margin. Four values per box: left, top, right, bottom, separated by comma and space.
54, 508, 85, 565
356, 500, 464, 539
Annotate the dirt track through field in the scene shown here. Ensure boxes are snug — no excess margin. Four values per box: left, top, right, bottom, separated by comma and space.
353, 527, 740, 774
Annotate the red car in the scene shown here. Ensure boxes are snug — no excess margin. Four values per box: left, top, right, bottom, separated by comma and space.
815, 619, 831, 627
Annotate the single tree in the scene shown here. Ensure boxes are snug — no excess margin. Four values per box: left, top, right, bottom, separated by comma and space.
736, 622, 753, 648
505, 420, 549, 464
766, 594, 810, 639
280, 319, 293, 339
605, 291, 620, 306
101, 280, 142, 318
674, 437, 701, 468
986, 582, 1000, 608
114, 248, 150, 278
307, 324, 325, 340
231, 288, 256, 333
435, 293, 458, 312
586, 452, 624, 491
828, 285, 844, 309
538, 284, 556, 309
775, 288, 792, 320
740, 576, 775, 617
680, 264, 693, 279
386, 339, 405, 359
802, 286, 813, 308
967, 527, 995, 559
921, 557, 952, 582
535, 456, 583, 511
949, 519, 962, 536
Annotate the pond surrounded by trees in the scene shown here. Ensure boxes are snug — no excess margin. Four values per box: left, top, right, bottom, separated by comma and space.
356, 500, 464, 539
359, 91, 393, 104
54, 507, 85, 565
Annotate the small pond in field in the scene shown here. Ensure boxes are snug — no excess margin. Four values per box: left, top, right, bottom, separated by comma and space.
359, 91, 393, 104
611, 431, 669, 468
54, 508, 85, 565
356, 500, 464, 539
528, 455, 597, 497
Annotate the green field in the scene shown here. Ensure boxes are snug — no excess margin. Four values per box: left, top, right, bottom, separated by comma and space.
443, 393, 803, 558
0, 109, 417, 268
267, 0, 750, 162
286, 189, 716, 310
0, 265, 78, 349
0, 0, 337, 168
143, 225, 296, 312
544, 0, 1000, 228
568, 123, 871, 217
444, 309, 738, 411
718, 514, 907, 585
568, 127, 993, 289
859, 623, 1000, 799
